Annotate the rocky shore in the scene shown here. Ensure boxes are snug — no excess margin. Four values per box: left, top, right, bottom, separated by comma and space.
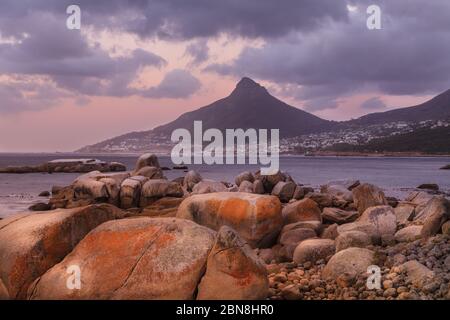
0, 158, 126, 174
0, 153, 449, 300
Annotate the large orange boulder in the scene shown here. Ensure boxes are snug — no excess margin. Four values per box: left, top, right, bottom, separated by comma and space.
0, 204, 124, 299
176, 192, 282, 248
28, 218, 216, 300
196, 226, 268, 300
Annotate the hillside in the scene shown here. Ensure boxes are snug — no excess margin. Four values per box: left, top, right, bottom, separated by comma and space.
348, 89, 450, 126
328, 126, 450, 154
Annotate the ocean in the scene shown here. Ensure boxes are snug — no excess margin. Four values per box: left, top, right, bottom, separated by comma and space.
1, 153, 449, 218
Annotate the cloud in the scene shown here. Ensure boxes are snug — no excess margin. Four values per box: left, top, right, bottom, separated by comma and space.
0, 1, 349, 40
360, 97, 386, 110
185, 39, 210, 67
141, 69, 201, 99
205, 0, 450, 111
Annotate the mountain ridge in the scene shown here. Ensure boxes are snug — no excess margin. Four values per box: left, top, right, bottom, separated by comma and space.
76, 77, 450, 153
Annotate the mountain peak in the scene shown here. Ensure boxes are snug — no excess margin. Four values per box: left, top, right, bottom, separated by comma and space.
231, 77, 268, 98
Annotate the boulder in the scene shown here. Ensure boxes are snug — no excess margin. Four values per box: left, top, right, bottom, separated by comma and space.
139, 197, 185, 218
133, 166, 164, 179
322, 179, 360, 191
281, 220, 322, 235
292, 186, 305, 200
335, 231, 371, 252
176, 192, 282, 248
279, 228, 316, 260
305, 193, 333, 208
0, 204, 124, 299
140, 179, 183, 207
28, 218, 216, 300
293, 239, 335, 264
196, 226, 269, 300
440, 164, 450, 170
271, 181, 296, 203
352, 183, 388, 214
39, 191, 50, 197
405, 191, 433, 214
322, 248, 375, 284
394, 202, 415, 225
252, 180, 265, 194
134, 153, 160, 172
282, 198, 322, 224
0, 279, 8, 300
192, 180, 228, 194
322, 207, 358, 225
183, 170, 203, 192
359, 205, 397, 237
442, 221, 450, 235
321, 224, 339, 240
417, 183, 439, 191
108, 162, 127, 172
235, 171, 254, 187
400, 260, 435, 288
337, 222, 379, 243
254, 170, 287, 193
419, 197, 450, 238
394, 226, 422, 242
238, 180, 254, 193
29, 202, 52, 211
120, 176, 148, 209
321, 185, 353, 202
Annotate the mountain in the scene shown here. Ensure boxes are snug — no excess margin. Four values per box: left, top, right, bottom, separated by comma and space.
348, 89, 450, 126
152, 77, 336, 137
76, 78, 450, 154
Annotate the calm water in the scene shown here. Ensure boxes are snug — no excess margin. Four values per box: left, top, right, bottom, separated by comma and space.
1, 153, 449, 218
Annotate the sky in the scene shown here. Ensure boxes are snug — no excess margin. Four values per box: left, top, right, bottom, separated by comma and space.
0, 0, 450, 152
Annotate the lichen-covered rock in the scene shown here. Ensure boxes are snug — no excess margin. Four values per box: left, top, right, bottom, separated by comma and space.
352, 183, 388, 214
28, 218, 216, 300
177, 192, 282, 248
282, 198, 322, 224
196, 226, 268, 300
0, 204, 125, 299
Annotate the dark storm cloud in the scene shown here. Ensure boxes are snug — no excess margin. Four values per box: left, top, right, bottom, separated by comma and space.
1, 0, 450, 113
206, 0, 450, 111
0, 0, 349, 39
360, 97, 386, 110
